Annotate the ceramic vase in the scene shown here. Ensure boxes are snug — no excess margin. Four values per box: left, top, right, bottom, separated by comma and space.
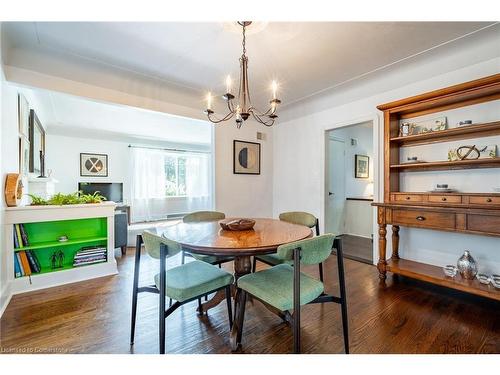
457, 250, 478, 280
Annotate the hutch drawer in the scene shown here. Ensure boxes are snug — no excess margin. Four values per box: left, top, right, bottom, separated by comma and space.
467, 214, 500, 234
393, 194, 423, 203
391, 209, 455, 229
469, 196, 500, 205
428, 195, 462, 204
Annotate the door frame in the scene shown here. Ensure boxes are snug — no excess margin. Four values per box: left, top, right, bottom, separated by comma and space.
321, 114, 382, 265
325, 136, 346, 235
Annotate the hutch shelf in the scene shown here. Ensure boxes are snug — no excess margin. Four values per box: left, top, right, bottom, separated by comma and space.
372, 73, 500, 302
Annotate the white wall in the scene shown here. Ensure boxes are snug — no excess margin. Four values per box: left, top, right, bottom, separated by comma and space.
274, 57, 500, 274
215, 121, 273, 218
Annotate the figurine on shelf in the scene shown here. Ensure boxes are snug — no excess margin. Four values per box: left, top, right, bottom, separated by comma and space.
50, 250, 65, 269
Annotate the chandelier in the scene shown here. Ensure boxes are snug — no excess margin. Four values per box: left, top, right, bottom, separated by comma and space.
204, 21, 281, 128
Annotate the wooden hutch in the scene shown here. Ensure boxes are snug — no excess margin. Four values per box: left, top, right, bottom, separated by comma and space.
373, 74, 500, 301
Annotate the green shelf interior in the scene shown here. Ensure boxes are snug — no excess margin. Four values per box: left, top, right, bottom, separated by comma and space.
14, 217, 108, 278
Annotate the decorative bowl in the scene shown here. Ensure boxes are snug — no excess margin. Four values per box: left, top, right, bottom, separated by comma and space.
220, 218, 256, 231
476, 274, 490, 285
443, 265, 457, 277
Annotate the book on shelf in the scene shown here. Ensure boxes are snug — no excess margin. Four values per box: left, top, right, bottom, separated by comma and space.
14, 224, 23, 248
19, 224, 30, 247
18, 251, 32, 276
15, 253, 24, 277
14, 253, 22, 278
13, 226, 19, 249
26, 250, 41, 273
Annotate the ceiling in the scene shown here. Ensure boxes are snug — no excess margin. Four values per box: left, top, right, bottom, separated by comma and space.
20, 87, 212, 147
3, 22, 497, 112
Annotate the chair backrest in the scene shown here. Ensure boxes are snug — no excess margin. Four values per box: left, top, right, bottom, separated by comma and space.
183, 211, 225, 223
279, 211, 318, 233
142, 230, 181, 259
277, 234, 335, 265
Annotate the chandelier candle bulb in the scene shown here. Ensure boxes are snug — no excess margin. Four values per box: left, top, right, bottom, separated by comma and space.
226, 75, 232, 94
207, 92, 212, 111
272, 80, 278, 99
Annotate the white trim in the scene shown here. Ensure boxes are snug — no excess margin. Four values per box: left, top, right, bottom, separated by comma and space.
0, 284, 13, 318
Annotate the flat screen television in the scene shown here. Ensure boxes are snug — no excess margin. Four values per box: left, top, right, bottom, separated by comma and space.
78, 182, 123, 203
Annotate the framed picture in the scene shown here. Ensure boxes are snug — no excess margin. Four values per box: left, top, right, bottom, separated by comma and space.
29, 109, 45, 174
355, 154, 369, 179
80, 153, 108, 177
19, 137, 30, 177
233, 140, 261, 175
18, 93, 30, 137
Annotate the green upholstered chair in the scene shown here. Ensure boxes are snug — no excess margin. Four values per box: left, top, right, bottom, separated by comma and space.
130, 231, 233, 354
235, 234, 348, 354
253, 211, 326, 282
181, 211, 234, 267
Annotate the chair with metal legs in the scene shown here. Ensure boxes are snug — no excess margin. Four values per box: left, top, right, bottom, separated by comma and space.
253, 211, 325, 282
130, 231, 234, 354
235, 234, 348, 354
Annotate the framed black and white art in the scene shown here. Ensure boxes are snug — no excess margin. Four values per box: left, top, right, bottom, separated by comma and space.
233, 140, 261, 175
80, 153, 108, 177
355, 154, 369, 179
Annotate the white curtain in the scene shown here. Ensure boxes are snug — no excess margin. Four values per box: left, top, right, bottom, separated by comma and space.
130, 147, 213, 223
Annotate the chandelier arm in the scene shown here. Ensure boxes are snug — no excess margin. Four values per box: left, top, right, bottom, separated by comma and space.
249, 106, 272, 117
251, 111, 275, 127
227, 99, 235, 113
207, 110, 235, 124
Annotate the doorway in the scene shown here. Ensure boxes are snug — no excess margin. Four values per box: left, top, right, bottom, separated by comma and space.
325, 121, 374, 264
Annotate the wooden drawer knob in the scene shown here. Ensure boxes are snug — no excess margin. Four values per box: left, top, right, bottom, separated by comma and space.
416, 216, 426, 221
442, 197, 447, 201
406, 196, 411, 200
486, 198, 492, 203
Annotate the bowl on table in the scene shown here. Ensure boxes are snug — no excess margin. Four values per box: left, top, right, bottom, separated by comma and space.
220, 218, 256, 231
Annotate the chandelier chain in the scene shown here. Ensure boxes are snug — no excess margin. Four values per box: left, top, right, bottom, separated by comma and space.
242, 24, 246, 56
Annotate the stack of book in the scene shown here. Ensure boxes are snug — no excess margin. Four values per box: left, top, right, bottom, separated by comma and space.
73, 246, 107, 267
13, 223, 29, 248
14, 250, 41, 278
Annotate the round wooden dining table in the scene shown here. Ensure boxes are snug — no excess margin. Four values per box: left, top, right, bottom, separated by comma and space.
161, 218, 312, 350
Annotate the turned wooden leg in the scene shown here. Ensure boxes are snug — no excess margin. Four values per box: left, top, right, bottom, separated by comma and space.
391, 225, 400, 260
229, 256, 252, 351
377, 223, 387, 280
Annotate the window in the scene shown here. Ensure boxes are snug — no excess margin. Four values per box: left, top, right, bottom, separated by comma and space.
165, 155, 187, 197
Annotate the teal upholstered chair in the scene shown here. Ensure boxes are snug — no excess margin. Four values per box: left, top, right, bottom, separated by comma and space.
253, 211, 325, 282
181, 211, 234, 267
130, 231, 234, 354
235, 234, 348, 354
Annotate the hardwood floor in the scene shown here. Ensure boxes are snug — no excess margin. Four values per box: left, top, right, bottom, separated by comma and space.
1, 248, 499, 354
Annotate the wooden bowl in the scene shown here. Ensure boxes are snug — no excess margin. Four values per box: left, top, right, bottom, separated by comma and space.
220, 218, 256, 231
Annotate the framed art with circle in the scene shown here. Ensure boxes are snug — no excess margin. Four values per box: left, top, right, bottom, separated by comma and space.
80, 153, 108, 177
233, 140, 261, 175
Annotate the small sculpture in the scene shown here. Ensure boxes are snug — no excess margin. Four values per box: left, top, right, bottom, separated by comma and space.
457, 250, 478, 280
50, 250, 65, 269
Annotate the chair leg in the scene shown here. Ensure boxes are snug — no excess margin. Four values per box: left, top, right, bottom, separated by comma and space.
336, 240, 349, 354
198, 298, 203, 315
121, 245, 127, 256
225, 286, 233, 329
319, 262, 324, 283
236, 290, 247, 346
293, 247, 301, 354
252, 257, 257, 273
218, 263, 222, 269
181, 251, 185, 265
168, 298, 173, 307
159, 244, 167, 354
205, 295, 208, 301
130, 235, 142, 345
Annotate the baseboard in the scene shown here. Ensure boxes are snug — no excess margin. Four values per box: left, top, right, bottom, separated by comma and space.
0, 283, 13, 318
341, 233, 373, 240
